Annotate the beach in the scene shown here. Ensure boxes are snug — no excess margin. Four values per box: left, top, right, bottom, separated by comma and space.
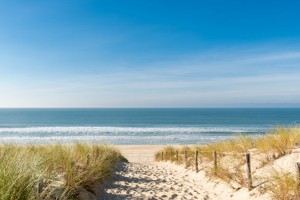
0, 109, 300, 199
1, 0, 299, 198
0, 136, 299, 199
107, 145, 258, 199
117, 145, 168, 163
106, 132, 300, 200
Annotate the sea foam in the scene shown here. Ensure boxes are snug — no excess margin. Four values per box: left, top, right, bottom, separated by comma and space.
0, 126, 266, 144
0, 126, 267, 134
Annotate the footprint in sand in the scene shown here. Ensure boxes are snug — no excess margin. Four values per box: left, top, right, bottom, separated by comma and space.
103, 163, 214, 200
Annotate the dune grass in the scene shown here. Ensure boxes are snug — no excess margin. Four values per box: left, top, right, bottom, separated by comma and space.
155, 127, 300, 198
156, 127, 300, 162
0, 143, 126, 200
261, 168, 299, 200
256, 128, 299, 159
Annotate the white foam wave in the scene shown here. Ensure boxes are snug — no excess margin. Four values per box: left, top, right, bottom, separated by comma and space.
0, 126, 267, 135
0, 134, 240, 145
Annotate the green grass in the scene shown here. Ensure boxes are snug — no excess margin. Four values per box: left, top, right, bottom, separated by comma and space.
0, 143, 126, 200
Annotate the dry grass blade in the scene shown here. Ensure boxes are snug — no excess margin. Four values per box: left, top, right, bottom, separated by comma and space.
0, 143, 126, 200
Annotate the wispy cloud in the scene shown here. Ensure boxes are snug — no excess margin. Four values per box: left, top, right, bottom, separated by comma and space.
1, 44, 300, 108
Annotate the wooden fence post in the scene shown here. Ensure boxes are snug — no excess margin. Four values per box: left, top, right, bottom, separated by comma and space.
296, 162, 300, 198
245, 153, 252, 190
184, 150, 188, 168
170, 150, 173, 162
297, 162, 300, 181
161, 152, 164, 161
165, 151, 168, 161
213, 151, 217, 175
195, 150, 199, 173
176, 150, 179, 162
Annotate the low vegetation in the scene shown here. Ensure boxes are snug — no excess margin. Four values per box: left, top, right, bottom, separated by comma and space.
261, 168, 299, 200
0, 143, 126, 200
155, 127, 300, 199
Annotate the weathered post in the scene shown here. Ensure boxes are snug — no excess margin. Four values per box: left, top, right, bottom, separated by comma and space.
245, 153, 252, 190
170, 150, 173, 162
297, 162, 300, 180
184, 150, 188, 168
213, 151, 217, 175
195, 150, 199, 173
176, 150, 179, 162
161, 152, 164, 161
166, 151, 168, 161
296, 161, 300, 196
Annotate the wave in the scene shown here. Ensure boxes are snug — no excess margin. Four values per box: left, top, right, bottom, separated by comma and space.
0, 126, 268, 144
0, 134, 252, 145
0, 126, 268, 135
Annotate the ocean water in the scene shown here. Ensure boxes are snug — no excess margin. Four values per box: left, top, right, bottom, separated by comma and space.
0, 108, 299, 145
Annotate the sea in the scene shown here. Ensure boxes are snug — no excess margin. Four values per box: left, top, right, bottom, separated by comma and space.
0, 108, 299, 145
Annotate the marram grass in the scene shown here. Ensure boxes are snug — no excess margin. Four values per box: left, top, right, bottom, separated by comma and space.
155, 127, 300, 199
0, 143, 126, 200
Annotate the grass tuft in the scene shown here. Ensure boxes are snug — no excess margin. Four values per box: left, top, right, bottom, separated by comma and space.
262, 169, 299, 200
155, 127, 300, 196
0, 143, 125, 200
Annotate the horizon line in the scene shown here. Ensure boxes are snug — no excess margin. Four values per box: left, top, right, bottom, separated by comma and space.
1, 107, 300, 109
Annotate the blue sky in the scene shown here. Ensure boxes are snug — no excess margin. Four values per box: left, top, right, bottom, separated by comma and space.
0, 0, 300, 107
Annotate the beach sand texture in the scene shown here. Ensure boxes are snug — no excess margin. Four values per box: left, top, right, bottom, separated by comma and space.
101, 145, 298, 200
117, 145, 165, 163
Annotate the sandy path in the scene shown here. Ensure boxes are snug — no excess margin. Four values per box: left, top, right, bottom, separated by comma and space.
103, 162, 212, 200
116, 145, 166, 163
103, 145, 300, 200
101, 146, 269, 200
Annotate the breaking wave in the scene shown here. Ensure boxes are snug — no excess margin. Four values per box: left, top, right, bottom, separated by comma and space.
0, 126, 268, 135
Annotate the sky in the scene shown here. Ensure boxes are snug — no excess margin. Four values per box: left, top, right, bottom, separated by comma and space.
0, 0, 300, 108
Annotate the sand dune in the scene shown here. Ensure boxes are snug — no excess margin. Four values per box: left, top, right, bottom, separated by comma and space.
101, 145, 272, 200
102, 161, 273, 200
100, 143, 300, 200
